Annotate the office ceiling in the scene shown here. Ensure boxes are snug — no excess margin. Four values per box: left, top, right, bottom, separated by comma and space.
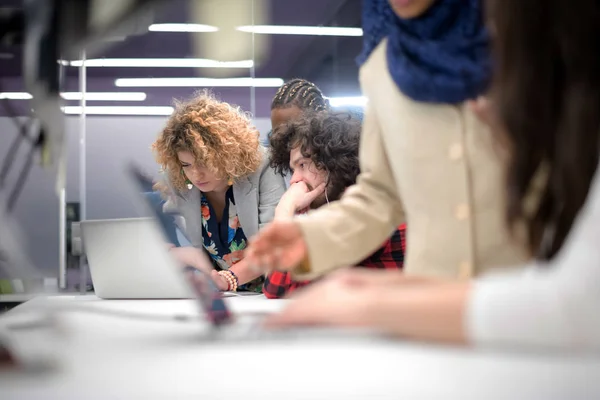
0, 0, 364, 117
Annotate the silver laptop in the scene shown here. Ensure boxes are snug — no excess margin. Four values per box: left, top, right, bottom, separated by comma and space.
81, 217, 194, 299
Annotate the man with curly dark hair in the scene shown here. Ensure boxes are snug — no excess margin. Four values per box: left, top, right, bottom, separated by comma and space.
261, 111, 407, 298
269, 111, 361, 214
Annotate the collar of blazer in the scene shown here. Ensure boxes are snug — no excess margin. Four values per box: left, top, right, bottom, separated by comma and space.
177, 175, 255, 201
183, 175, 259, 240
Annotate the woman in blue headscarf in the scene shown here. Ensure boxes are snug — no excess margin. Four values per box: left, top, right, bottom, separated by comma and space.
247, 0, 532, 282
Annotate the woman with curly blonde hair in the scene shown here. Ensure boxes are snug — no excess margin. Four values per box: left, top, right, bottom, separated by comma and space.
153, 91, 286, 292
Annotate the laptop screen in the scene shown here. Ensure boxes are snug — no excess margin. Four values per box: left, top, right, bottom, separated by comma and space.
127, 164, 232, 326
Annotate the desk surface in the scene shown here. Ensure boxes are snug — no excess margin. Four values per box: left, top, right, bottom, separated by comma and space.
0, 294, 35, 303
2, 295, 600, 400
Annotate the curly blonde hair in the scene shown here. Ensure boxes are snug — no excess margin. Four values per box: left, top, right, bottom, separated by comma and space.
152, 90, 262, 192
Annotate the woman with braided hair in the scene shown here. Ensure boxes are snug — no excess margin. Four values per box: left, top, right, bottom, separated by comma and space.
270, 78, 330, 130
260, 79, 330, 148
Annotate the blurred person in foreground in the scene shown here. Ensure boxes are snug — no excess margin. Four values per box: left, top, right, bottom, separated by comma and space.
247, 0, 532, 288
258, 0, 600, 351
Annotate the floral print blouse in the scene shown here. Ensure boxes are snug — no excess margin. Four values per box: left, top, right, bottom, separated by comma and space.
200, 187, 263, 292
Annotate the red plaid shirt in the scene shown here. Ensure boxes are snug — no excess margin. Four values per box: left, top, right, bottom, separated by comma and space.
263, 224, 406, 299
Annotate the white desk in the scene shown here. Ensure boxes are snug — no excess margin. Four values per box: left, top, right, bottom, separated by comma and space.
0, 294, 36, 303
0, 292, 67, 303
2, 295, 600, 399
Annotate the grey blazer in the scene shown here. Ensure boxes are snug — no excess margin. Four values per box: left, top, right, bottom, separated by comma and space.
163, 147, 286, 248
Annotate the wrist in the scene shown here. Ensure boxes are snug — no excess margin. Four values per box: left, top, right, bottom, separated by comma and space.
275, 201, 297, 219
191, 250, 211, 275
218, 270, 239, 291
230, 259, 263, 285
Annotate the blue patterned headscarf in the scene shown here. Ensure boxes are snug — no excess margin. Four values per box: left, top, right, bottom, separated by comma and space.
357, 0, 491, 104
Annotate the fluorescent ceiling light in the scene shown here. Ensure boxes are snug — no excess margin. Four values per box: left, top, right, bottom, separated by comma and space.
62, 106, 174, 116
0, 92, 146, 101
237, 25, 363, 36
115, 77, 284, 88
60, 58, 253, 68
149, 23, 218, 32
0, 92, 33, 100
61, 92, 147, 101
327, 96, 368, 107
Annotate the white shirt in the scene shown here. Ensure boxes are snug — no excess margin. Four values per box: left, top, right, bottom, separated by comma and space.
468, 163, 600, 351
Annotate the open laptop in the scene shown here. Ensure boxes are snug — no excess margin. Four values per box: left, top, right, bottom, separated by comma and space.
81, 217, 196, 300
82, 165, 249, 318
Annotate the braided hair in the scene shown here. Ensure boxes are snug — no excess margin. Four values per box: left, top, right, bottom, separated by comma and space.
271, 78, 330, 112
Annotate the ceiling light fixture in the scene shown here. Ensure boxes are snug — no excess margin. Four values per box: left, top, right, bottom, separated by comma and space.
237, 25, 363, 36
0, 92, 147, 101
148, 23, 218, 32
327, 96, 368, 107
0, 92, 33, 100
115, 77, 284, 88
60, 58, 253, 68
61, 92, 147, 101
62, 106, 174, 116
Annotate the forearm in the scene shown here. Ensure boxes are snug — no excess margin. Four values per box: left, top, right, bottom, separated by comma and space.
274, 201, 296, 221
229, 258, 263, 286
341, 270, 438, 287
294, 186, 403, 280
362, 282, 471, 345
171, 247, 213, 275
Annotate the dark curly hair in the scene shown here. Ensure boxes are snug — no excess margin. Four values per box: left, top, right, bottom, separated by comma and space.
269, 111, 361, 202
271, 78, 330, 112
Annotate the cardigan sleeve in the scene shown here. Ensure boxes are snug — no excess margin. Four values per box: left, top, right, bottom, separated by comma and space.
292, 102, 406, 281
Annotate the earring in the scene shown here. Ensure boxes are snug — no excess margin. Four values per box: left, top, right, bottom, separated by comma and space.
227, 177, 233, 186
182, 169, 193, 190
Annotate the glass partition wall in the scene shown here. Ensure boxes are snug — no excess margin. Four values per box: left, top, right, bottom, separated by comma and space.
0, 0, 363, 296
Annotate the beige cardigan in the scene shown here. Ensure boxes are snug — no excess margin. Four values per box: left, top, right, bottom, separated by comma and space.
293, 39, 531, 281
